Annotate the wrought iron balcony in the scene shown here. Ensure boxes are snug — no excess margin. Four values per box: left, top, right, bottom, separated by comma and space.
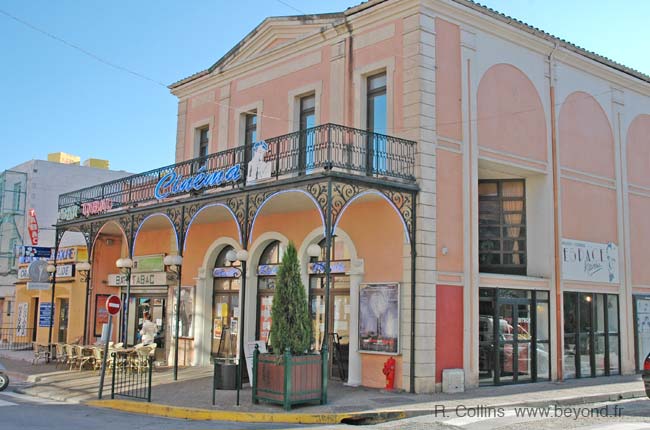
57, 123, 416, 222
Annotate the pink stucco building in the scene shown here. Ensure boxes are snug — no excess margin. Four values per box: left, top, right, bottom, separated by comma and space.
54, 0, 650, 394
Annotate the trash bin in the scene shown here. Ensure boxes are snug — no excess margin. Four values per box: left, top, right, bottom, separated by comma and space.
214, 360, 237, 390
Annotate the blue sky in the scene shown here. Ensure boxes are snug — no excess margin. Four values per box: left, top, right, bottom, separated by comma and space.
1, 0, 648, 174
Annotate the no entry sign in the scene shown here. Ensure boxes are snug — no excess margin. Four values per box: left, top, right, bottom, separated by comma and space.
106, 295, 121, 315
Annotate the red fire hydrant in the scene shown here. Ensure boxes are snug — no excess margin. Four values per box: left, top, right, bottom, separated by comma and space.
382, 356, 396, 390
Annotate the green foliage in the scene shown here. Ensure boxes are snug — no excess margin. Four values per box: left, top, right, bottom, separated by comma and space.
270, 242, 312, 355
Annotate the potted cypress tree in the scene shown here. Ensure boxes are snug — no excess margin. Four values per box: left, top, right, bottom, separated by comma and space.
252, 242, 323, 410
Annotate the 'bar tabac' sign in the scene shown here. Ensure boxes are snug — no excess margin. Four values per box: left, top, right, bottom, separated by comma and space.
108, 272, 168, 287
561, 239, 619, 283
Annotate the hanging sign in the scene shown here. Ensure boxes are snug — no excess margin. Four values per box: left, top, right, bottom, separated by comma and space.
154, 165, 242, 200
56, 264, 75, 278
213, 267, 241, 278
18, 246, 53, 264
246, 141, 272, 184
132, 254, 165, 273
82, 198, 113, 217
561, 239, 619, 283
27, 208, 39, 245
108, 272, 168, 286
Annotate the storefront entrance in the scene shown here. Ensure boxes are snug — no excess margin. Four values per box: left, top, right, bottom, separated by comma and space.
563, 292, 620, 378
57, 298, 69, 342
125, 292, 167, 362
634, 295, 650, 372
479, 288, 550, 385
308, 237, 351, 381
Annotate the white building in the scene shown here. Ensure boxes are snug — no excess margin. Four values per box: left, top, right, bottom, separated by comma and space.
0, 159, 131, 326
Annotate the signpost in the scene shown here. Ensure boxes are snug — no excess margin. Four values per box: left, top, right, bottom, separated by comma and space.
98, 295, 121, 399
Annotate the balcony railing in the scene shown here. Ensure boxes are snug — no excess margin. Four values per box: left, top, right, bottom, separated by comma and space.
57, 123, 416, 222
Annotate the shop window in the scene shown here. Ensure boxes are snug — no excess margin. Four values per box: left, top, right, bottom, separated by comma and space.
212, 245, 241, 357
563, 292, 620, 378
479, 179, 526, 275
366, 72, 387, 173
256, 240, 284, 344
479, 287, 550, 385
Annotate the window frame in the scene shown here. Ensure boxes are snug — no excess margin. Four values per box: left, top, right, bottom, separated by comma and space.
197, 126, 209, 159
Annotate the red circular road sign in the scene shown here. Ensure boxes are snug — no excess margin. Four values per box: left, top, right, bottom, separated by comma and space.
106, 295, 122, 315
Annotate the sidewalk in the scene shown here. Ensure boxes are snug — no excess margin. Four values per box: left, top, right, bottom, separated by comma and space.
1, 348, 645, 424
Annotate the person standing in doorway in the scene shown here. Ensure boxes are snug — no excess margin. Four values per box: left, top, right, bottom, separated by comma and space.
140, 312, 157, 346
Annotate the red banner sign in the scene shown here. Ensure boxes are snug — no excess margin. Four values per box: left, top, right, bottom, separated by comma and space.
27, 208, 39, 245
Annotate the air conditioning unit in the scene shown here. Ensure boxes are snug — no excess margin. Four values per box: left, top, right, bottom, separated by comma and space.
442, 368, 464, 393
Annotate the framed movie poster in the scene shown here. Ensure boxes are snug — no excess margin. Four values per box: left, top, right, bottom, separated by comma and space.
171, 286, 195, 338
94, 295, 110, 337
359, 283, 400, 354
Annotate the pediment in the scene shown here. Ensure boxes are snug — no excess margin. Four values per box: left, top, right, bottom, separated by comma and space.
210, 16, 340, 72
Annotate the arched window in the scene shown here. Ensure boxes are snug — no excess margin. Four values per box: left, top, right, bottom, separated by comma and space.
309, 236, 351, 380
212, 245, 241, 357
256, 240, 284, 343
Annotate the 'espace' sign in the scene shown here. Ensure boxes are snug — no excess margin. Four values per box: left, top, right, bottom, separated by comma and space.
561, 239, 619, 284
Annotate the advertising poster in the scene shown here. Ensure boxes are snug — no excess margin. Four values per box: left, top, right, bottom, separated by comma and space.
16, 303, 28, 337
39, 302, 54, 328
94, 295, 110, 337
171, 286, 195, 338
359, 283, 399, 354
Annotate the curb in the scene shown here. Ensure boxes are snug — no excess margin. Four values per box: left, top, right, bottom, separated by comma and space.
83, 389, 645, 424
84, 399, 407, 424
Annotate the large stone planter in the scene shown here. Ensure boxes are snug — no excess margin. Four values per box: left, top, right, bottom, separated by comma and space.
252, 347, 323, 410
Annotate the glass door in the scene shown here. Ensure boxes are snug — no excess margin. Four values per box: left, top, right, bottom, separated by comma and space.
57, 299, 69, 343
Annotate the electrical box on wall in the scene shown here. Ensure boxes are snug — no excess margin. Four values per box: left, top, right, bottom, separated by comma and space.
442, 368, 464, 393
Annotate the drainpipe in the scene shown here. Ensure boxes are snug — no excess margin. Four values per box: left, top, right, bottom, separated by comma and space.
344, 18, 354, 128
548, 43, 562, 381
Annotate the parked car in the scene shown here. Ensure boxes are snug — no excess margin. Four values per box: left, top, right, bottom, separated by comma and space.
643, 354, 650, 398
0, 360, 9, 391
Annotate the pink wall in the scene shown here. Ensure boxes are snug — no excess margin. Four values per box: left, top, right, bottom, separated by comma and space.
626, 115, 650, 286
436, 149, 463, 272
559, 91, 614, 178
435, 18, 462, 141
178, 18, 406, 160
435, 285, 463, 382
629, 195, 650, 286
183, 220, 240, 285
626, 114, 650, 188
561, 179, 617, 243
477, 64, 547, 162
89, 234, 124, 343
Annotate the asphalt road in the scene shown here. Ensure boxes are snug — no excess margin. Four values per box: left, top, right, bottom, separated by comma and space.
2, 379, 649, 430
0, 384, 310, 430
369, 397, 650, 430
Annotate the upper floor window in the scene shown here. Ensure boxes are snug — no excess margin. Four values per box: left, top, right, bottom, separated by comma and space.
299, 94, 316, 170
12, 182, 21, 211
366, 72, 387, 173
198, 127, 209, 159
366, 73, 387, 134
479, 179, 526, 275
244, 113, 257, 163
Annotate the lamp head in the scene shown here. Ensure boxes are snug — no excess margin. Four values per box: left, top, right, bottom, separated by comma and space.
116, 258, 133, 269
77, 261, 91, 272
164, 254, 183, 267
307, 243, 321, 258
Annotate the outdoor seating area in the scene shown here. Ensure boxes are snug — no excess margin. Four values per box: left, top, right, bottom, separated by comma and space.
38, 341, 156, 373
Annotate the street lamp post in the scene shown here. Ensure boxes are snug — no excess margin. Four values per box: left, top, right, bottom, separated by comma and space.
77, 261, 92, 344
116, 258, 133, 344
46, 263, 56, 362
164, 254, 183, 381
226, 249, 248, 407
